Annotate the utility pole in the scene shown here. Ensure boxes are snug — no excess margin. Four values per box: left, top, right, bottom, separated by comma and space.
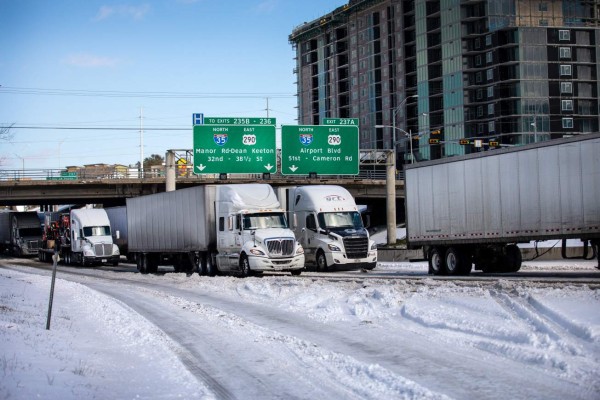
140, 107, 144, 178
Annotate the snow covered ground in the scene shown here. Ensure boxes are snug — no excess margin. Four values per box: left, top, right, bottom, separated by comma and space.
1, 260, 599, 399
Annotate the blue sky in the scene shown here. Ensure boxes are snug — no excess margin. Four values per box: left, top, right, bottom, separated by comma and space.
0, 0, 346, 170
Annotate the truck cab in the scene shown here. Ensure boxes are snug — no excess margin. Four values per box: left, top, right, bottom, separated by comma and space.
214, 185, 305, 276
69, 209, 120, 266
280, 185, 377, 271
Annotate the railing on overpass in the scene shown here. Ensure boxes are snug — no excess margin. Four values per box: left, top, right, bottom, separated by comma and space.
0, 149, 405, 183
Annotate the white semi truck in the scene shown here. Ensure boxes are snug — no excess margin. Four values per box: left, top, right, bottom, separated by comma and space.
405, 133, 600, 275
277, 185, 377, 271
39, 208, 120, 266
0, 211, 42, 256
126, 184, 305, 277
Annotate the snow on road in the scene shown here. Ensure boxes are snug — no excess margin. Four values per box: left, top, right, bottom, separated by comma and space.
1, 260, 599, 399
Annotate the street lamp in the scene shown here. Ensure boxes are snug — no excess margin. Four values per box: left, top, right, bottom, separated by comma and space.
391, 94, 418, 154
375, 125, 416, 164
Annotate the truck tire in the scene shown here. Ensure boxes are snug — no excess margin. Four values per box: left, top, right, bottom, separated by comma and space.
504, 244, 522, 273
316, 250, 328, 272
239, 254, 250, 278
428, 247, 446, 275
137, 254, 148, 274
290, 270, 302, 276
206, 254, 217, 277
445, 247, 471, 275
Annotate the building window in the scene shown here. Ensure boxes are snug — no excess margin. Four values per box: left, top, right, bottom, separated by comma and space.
488, 103, 495, 115
475, 38, 481, 49
539, 3, 548, 11
478, 123, 485, 134
477, 106, 483, 117
562, 118, 573, 128
488, 121, 495, 133
476, 89, 483, 100
561, 99, 573, 111
476, 72, 482, 83
560, 65, 572, 76
486, 68, 494, 81
475, 55, 482, 66
486, 51, 493, 63
560, 82, 573, 93
485, 34, 492, 46
559, 30, 570, 41
539, 20, 548, 27
559, 47, 571, 59
487, 86, 494, 98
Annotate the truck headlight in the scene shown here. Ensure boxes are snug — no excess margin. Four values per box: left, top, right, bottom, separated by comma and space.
370, 242, 378, 250
296, 245, 304, 255
327, 243, 341, 252
249, 248, 266, 256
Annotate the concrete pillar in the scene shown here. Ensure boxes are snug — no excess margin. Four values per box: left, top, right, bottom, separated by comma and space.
165, 150, 176, 192
386, 150, 396, 246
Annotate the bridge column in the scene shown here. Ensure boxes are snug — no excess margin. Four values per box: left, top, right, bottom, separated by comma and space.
386, 150, 396, 246
165, 150, 176, 192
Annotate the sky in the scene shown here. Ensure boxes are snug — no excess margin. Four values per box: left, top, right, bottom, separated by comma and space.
0, 0, 347, 171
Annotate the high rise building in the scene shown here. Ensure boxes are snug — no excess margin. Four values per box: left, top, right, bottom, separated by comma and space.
289, 0, 600, 164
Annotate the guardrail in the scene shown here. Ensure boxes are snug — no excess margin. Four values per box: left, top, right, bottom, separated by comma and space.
0, 168, 401, 182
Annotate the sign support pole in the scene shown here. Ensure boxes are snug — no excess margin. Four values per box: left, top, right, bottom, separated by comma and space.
386, 150, 396, 246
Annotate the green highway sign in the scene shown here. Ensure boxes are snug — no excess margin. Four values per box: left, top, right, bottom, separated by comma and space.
322, 118, 359, 126
203, 117, 276, 125
281, 125, 359, 175
193, 124, 276, 174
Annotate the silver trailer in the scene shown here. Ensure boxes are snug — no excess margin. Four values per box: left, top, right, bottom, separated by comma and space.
126, 184, 305, 276
405, 133, 600, 274
0, 211, 42, 256
104, 206, 131, 261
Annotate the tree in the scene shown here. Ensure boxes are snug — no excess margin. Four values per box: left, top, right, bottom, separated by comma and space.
143, 154, 164, 169
0, 124, 15, 166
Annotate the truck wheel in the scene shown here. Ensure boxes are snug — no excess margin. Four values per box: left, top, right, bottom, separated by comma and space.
445, 247, 471, 275
239, 255, 250, 278
428, 247, 446, 275
290, 270, 302, 276
316, 250, 328, 272
206, 254, 217, 277
137, 254, 148, 274
504, 245, 522, 273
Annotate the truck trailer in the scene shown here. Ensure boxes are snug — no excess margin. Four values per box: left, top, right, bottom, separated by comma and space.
105, 206, 131, 261
277, 185, 377, 271
405, 133, 600, 275
126, 184, 305, 276
0, 211, 42, 256
39, 208, 120, 266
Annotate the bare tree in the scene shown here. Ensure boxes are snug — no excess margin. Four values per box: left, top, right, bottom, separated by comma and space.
0, 124, 15, 166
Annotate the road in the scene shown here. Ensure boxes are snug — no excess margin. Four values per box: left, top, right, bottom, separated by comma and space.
2, 256, 599, 399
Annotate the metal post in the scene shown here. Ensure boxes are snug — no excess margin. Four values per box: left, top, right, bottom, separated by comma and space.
409, 129, 414, 164
46, 248, 59, 330
386, 150, 396, 246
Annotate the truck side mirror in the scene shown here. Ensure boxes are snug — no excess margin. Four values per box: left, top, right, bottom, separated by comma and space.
228, 215, 234, 231
363, 215, 371, 229
73, 231, 78, 241
116, 230, 120, 240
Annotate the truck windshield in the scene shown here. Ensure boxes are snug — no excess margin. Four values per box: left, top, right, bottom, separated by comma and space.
82, 226, 111, 237
242, 213, 288, 230
317, 212, 363, 230
18, 228, 42, 237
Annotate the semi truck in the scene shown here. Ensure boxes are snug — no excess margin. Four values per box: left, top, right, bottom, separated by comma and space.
404, 133, 600, 275
38, 208, 120, 266
126, 184, 305, 276
0, 211, 42, 256
277, 185, 377, 271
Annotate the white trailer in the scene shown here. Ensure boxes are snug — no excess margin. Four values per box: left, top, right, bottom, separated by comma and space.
277, 185, 377, 271
126, 184, 305, 276
405, 133, 600, 275
0, 211, 42, 256
105, 206, 131, 261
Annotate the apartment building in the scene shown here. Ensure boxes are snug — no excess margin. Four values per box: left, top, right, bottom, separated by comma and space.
289, 0, 600, 163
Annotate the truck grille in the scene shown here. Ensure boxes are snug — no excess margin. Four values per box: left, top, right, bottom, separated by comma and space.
27, 240, 40, 250
266, 238, 294, 257
94, 243, 113, 257
343, 237, 369, 259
